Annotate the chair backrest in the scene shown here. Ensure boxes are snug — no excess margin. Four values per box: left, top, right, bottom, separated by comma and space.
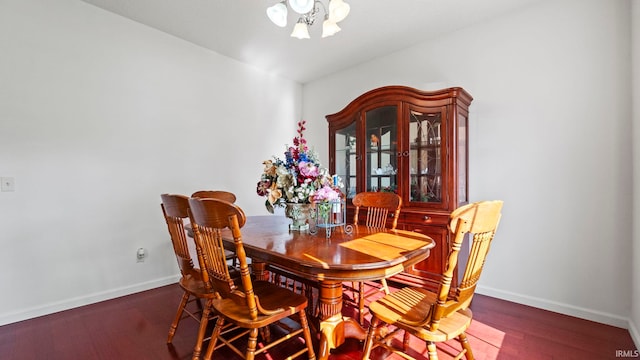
352, 192, 402, 229
161, 194, 198, 278
187, 197, 262, 319
191, 190, 237, 204
430, 200, 503, 331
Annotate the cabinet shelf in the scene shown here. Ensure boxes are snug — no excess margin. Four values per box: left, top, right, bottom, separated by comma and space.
367, 150, 395, 155
368, 145, 395, 151
410, 173, 440, 177
410, 144, 441, 150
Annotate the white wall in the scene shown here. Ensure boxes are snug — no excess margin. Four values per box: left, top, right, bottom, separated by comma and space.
0, 0, 301, 325
1, 0, 637, 345
304, 0, 635, 332
631, 0, 640, 348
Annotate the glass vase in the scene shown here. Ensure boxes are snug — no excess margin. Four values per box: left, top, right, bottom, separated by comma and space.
284, 203, 314, 231
311, 199, 353, 238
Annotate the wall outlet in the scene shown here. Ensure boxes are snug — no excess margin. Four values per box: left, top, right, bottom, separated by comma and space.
1, 177, 15, 192
136, 248, 146, 262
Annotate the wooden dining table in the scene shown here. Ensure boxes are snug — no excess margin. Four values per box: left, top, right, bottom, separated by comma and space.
227, 215, 435, 360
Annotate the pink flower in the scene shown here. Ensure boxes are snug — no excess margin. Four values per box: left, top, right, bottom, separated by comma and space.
314, 185, 340, 202
298, 161, 318, 178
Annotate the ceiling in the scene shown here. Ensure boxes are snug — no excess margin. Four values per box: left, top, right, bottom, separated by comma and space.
81, 0, 542, 84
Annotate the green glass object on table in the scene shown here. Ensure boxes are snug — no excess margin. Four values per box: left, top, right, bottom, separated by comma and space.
310, 175, 353, 238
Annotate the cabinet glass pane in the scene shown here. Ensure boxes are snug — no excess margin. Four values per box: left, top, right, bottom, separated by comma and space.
365, 106, 397, 193
409, 111, 442, 203
335, 122, 357, 198
458, 114, 467, 203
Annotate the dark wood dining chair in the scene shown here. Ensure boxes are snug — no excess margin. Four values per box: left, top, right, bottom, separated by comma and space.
348, 191, 402, 325
160, 194, 217, 352
188, 197, 316, 360
361, 200, 503, 360
191, 190, 238, 267
191, 190, 237, 203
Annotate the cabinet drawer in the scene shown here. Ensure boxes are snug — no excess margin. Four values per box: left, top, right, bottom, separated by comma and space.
394, 223, 454, 291
401, 212, 449, 226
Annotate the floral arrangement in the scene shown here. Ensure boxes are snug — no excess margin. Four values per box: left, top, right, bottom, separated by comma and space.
257, 121, 342, 213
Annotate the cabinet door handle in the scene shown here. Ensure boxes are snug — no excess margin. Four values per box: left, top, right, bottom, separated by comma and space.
423, 215, 431, 220
397, 151, 403, 157
389, 213, 395, 218
403, 151, 410, 157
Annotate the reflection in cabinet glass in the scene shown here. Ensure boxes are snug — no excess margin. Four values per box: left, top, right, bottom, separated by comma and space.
409, 110, 445, 204
334, 122, 357, 198
457, 114, 468, 204
366, 106, 397, 194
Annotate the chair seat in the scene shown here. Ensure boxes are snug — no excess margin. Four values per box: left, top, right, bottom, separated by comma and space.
369, 286, 473, 342
211, 281, 309, 328
178, 273, 216, 298
224, 249, 235, 259
412, 308, 472, 342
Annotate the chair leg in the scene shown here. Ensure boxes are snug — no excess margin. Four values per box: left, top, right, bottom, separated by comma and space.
167, 291, 190, 343
361, 316, 380, 360
193, 301, 214, 360
259, 326, 271, 343
245, 328, 260, 360
380, 278, 390, 295
203, 316, 224, 360
358, 281, 366, 324
298, 310, 316, 360
350, 281, 358, 299
458, 332, 474, 360
403, 330, 411, 351
426, 341, 438, 360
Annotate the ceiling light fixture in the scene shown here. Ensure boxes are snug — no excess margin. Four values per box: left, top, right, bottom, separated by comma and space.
266, 0, 350, 39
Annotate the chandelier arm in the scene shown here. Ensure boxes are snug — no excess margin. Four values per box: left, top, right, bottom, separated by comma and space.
314, 0, 328, 15
302, 2, 322, 26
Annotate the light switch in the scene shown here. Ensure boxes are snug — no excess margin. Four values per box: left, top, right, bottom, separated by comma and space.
1, 177, 15, 192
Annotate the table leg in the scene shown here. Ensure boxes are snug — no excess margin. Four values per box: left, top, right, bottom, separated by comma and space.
317, 280, 367, 360
250, 261, 269, 281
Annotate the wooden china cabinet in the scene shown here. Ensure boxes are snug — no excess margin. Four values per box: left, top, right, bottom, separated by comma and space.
326, 86, 473, 290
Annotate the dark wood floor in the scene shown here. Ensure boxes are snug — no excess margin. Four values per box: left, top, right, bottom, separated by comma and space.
0, 284, 636, 360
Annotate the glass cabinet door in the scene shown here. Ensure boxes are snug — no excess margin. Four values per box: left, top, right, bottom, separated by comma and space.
334, 122, 357, 199
365, 106, 398, 193
408, 109, 445, 205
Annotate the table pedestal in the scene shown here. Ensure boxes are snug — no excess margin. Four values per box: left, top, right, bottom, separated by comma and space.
317, 281, 367, 360
252, 263, 367, 360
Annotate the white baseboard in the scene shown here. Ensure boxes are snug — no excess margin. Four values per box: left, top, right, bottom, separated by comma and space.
628, 318, 640, 351
0, 275, 180, 327
477, 285, 631, 329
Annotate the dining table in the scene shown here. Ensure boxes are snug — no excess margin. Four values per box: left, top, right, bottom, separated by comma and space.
226, 215, 436, 360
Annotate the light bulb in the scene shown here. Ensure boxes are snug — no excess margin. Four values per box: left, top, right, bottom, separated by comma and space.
322, 17, 341, 37
329, 0, 350, 23
288, 0, 314, 15
267, 2, 288, 27
291, 20, 311, 39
